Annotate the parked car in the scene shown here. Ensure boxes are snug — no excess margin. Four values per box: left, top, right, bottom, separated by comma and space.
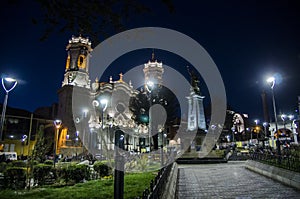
0, 152, 18, 161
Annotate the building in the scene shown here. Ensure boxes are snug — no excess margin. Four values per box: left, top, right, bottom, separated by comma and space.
56, 35, 209, 158
0, 105, 55, 158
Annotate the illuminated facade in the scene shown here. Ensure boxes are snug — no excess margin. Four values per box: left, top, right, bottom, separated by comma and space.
56, 35, 207, 157
143, 52, 164, 86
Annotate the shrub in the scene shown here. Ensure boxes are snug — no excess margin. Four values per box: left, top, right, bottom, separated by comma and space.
4, 167, 26, 189
60, 164, 90, 184
93, 161, 112, 177
71, 164, 90, 183
44, 160, 54, 165
0, 162, 7, 173
33, 164, 54, 186
11, 160, 26, 168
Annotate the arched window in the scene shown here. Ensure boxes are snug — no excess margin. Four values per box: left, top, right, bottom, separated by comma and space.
78, 55, 86, 69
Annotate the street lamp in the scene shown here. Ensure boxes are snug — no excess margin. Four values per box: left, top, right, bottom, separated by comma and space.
254, 119, 260, 144
0, 77, 17, 141
267, 76, 279, 137
146, 81, 154, 153
292, 119, 298, 144
281, 114, 287, 130
53, 119, 62, 167
263, 122, 268, 139
231, 126, 235, 143
288, 115, 297, 144
267, 76, 281, 160
100, 98, 108, 151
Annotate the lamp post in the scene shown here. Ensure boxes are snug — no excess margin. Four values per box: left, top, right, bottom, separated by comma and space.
53, 119, 62, 168
0, 77, 17, 141
114, 129, 124, 199
100, 99, 108, 151
254, 119, 259, 145
281, 114, 287, 131
267, 76, 281, 161
263, 122, 268, 139
231, 126, 235, 143
146, 81, 154, 153
263, 122, 268, 148
281, 114, 288, 144
288, 115, 297, 144
292, 119, 298, 144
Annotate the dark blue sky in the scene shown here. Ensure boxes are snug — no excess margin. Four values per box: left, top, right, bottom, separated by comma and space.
1, 0, 300, 122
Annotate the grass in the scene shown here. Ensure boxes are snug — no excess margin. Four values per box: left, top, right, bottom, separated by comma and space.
0, 172, 156, 199
180, 149, 225, 158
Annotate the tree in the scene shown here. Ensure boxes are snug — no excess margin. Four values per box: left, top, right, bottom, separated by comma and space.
129, 85, 180, 149
31, 124, 52, 163
31, 0, 174, 45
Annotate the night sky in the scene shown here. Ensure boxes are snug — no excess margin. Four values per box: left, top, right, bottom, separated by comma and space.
1, 0, 300, 123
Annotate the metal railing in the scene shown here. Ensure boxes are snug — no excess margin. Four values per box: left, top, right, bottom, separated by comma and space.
250, 152, 300, 173
136, 163, 173, 199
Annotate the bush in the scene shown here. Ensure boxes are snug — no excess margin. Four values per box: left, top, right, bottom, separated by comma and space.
44, 160, 54, 165
33, 164, 54, 186
0, 162, 7, 173
11, 160, 26, 168
60, 164, 90, 184
93, 161, 112, 177
4, 167, 26, 189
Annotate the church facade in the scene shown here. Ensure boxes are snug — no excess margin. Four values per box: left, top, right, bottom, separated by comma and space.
56, 35, 207, 157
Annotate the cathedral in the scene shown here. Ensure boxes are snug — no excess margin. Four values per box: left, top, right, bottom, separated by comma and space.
56, 35, 207, 157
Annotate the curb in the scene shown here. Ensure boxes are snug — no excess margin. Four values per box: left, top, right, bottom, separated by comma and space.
245, 160, 300, 190
162, 163, 179, 199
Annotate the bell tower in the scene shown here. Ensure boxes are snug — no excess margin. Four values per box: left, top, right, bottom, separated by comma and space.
62, 35, 92, 88
143, 52, 164, 86
57, 35, 92, 156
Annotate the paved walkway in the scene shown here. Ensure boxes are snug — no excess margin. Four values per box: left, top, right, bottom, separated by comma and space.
177, 161, 300, 199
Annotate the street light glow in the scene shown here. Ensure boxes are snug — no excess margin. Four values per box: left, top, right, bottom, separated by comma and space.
100, 98, 108, 111
267, 76, 275, 89
288, 115, 294, 120
146, 81, 154, 93
100, 98, 108, 105
267, 76, 275, 83
281, 114, 287, 121
54, 119, 62, 128
147, 81, 154, 87
4, 77, 16, 82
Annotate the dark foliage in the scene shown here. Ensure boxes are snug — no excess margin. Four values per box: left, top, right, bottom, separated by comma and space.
33, 163, 54, 186
93, 161, 112, 177
32, 0, 174, 45
4, 167, 26, 189
60, 164, 90, 184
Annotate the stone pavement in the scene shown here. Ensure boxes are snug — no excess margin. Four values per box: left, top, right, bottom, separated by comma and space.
176, 161, 300, 199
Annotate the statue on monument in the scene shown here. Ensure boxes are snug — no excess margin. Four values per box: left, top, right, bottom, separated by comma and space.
187, 66, 201, 95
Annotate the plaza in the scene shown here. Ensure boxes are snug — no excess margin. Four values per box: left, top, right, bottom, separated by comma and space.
177, 161, 300, 199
